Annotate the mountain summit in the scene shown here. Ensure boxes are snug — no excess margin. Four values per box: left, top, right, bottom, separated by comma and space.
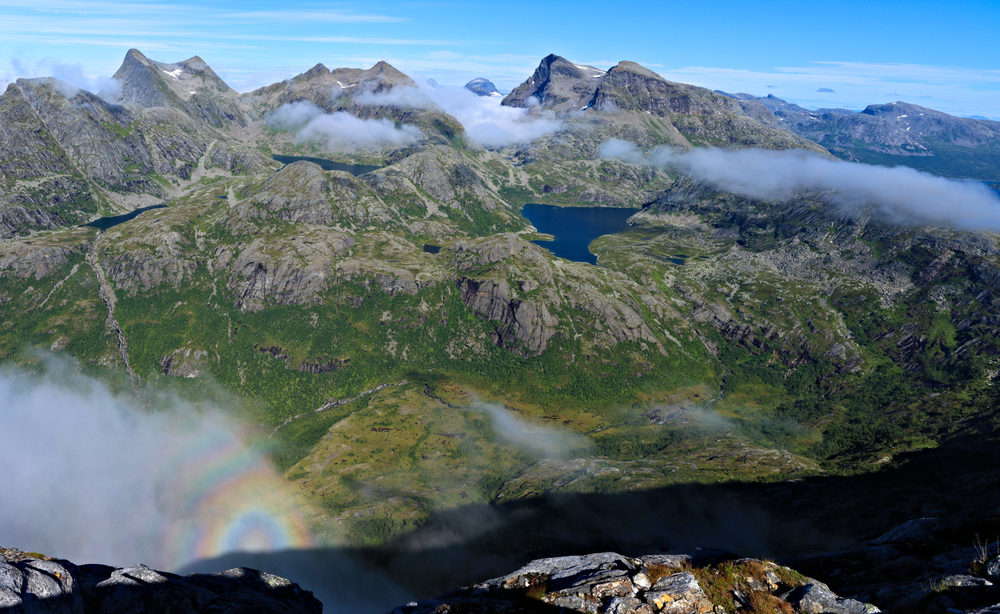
464, 77, 501, 97
111, 48, 246, 127
501, 54, 605, 110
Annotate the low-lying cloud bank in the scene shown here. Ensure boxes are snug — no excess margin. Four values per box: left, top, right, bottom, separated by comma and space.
471, 398, 592, 459
601, 139, 1000, 231
266, 100, 424, 150
266, 80, 561, 150
359, 83, 562, 148
0, 358, 314, 572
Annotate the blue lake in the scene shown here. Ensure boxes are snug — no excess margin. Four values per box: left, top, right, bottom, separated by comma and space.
272, 155, 380, 176
84, 205, 167, 231
521, 204, 639, 265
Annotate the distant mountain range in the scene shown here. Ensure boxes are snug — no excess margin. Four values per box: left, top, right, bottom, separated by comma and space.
718, 91, 1000, 180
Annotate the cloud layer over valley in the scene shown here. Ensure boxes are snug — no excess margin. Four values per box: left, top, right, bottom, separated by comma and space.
266, 100, 424, 150
601, 139, 1000, 231
361, 81, 563, 148
265, 80, 562, 151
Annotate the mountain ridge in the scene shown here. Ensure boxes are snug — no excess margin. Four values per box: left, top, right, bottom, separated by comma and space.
718, 91, 1000, 179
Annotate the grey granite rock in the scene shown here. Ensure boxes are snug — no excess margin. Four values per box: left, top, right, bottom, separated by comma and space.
0, 549, 321, 614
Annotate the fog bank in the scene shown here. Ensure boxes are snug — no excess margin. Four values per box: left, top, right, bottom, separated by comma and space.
266, 100, 423, 150
600, 139, 1000, 231
0, 358, 314, 572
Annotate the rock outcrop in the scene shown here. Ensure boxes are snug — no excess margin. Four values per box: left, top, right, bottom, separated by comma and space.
457, 276, 558, 356
0, 547, 322, 614
390, 551, 875, 614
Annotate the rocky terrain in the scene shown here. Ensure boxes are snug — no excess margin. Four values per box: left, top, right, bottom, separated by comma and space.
391, 551, 871, 614
718, 92, 1000, 180
392, 518, 1000, 614
0, 547, 321, 613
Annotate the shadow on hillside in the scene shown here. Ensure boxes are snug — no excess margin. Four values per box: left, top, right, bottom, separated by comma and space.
179, 429, 1000, 613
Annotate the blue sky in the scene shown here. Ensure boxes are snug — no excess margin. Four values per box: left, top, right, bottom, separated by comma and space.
1, 0, 998, 118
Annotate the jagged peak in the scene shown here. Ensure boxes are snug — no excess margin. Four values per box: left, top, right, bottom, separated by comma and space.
293, 63, 331, 83
124, 48, 151, 64
535, 54, 591, 79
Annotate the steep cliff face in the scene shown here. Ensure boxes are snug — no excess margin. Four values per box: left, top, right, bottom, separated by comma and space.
457, 277, 558, 356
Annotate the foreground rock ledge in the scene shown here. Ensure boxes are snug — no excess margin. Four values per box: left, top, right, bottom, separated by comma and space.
0, 547, 321, 614
390, 551, 880, 614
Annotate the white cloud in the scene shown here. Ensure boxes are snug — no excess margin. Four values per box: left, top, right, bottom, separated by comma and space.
221, 9, 406, 24
266, 100, 424, 150
472, 398, 591, 459
602, 140, 1000, 231
4, 56, 121, 100
354, 80, 563, 148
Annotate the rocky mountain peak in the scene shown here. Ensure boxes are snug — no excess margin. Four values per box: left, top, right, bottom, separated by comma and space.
464, 77, 501, 97
109, 49, 247, 128
608, 60, 663, 81
297, 63, 331, 82
112, 49, 232, 106
123, 48, 152, 65
355, 60, 416, 94
501, 54, 603, 109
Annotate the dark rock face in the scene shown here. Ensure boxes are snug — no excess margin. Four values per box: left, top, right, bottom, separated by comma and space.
298, 356, 349, 373
0, 548, 322, 614
591, 61, 741, 118
464, 78, 501, 97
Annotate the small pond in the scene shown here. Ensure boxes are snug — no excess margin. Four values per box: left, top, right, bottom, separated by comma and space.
272, 155, 380, 177
521, 204, 639, 265
84, 205, 167, 231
